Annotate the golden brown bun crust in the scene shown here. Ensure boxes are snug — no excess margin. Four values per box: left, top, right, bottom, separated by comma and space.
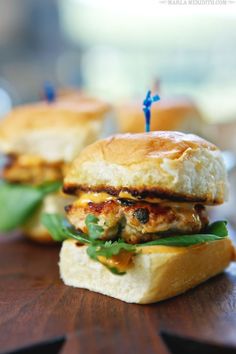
60, 238, 235, 304
0, 95, 109, 139
116, 98, 204, 134
0, 93, 109, 130
72, 131, 217, 162
0, 93, 110, 162
64, 132, 228, 204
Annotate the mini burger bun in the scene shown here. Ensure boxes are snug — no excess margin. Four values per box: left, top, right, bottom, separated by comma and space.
64, 131, 228, 205
22, 192, 74, 244
59, 238, 235, 304
0, 94, 110, 162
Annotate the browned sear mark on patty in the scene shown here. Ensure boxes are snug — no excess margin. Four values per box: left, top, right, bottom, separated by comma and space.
133, 208, 149, 224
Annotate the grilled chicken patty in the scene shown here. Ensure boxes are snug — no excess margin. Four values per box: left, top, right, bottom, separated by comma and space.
65, 198, 209, 244
2, 153, 65, 185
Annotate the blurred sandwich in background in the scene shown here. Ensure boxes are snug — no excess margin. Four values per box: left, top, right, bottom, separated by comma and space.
0, 89, 110, 243
116, 96, 204, 136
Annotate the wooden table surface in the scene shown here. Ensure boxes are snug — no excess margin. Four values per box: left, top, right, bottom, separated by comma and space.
0, 234, 236, 354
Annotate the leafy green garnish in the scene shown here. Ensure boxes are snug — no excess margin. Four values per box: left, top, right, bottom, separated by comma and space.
87, 240, 136, 275
85, 214, 104, 240
41, 213, 91, 244
87, 240, 136, 259
139, 220, 228, 247
137, 234, 225, 247
42, 213, 135, 274
36, 181, 62, 195
0, 181, 61, 232
206, 220, 228, 237
42, 213, 229, 275
41, 213, 69, 242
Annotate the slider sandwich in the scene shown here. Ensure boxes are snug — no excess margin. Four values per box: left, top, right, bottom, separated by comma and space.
0, 94, 109, 242
43, 131, 235, 303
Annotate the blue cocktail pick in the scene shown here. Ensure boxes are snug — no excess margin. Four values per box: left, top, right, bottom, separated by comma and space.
143, 90, 160, 132
44, 82, 56, 103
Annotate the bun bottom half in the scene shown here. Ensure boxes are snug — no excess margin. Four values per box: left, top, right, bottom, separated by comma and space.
59, 238, 234, 304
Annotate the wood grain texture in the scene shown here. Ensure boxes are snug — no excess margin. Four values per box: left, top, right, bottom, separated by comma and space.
0, 234, 236, 354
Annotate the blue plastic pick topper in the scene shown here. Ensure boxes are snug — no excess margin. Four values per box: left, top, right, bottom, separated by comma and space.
44, 82, 56, 103
142, 90, 160, 132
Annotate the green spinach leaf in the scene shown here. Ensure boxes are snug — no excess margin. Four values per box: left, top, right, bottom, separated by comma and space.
0, 181, 61, 232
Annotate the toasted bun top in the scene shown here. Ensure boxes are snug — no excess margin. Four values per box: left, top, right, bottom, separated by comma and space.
64, 131, 228, 204
0, 94, 110, 162
0, 94, 109, 134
